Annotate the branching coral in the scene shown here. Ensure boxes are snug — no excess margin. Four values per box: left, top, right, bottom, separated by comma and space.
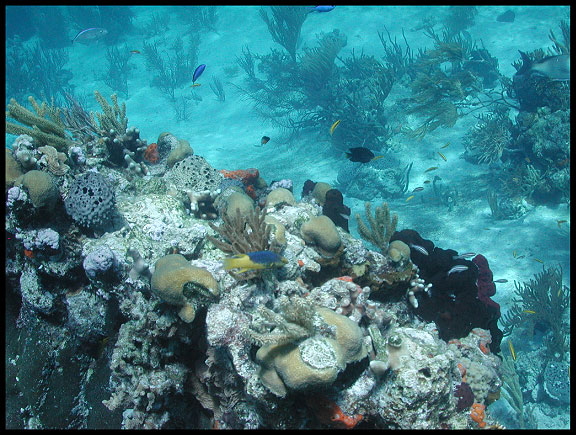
355, 201, 398, 254
463, 109, 512, 164
247, 296, 318, 347
259, 6, 309, 62
500, 353, 527, 428
500, 266, 569, 360
208, 206, 278, 255
6, 96, 76, 152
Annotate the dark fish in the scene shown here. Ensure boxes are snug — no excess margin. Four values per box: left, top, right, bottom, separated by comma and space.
516, 51, 570, 81
412, 187, 424, 193
309, 5, 335, 13
493, 279, 508, 283
130, 50, 141, 54
496, 10, 515, 23
72, 27, 108, 44
193, 64, 206, 83
345, 147, 382, 163
261, 136, 270, 145
423, 180, 431, 184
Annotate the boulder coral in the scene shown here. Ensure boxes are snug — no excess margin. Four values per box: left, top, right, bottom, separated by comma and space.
14, 169, 59, 211
265, 187, 296, 208
300, 215, 342, 257
255, 306, 367, 397
150, 254, 220, 323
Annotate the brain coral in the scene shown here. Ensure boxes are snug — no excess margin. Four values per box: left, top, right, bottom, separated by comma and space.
14, 170, 59, 210
266, 187, 296, 208
256, 306, 367, 397
165, 155, 223, 193
64, 171, 116, 229
150, 254, 220, 323
300, 215, 342, 257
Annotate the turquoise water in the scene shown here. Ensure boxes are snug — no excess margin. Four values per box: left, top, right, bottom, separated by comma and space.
5, 5, 570, 429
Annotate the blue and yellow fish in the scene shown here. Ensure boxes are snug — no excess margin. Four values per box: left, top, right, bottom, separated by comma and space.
223, 250, 287, 273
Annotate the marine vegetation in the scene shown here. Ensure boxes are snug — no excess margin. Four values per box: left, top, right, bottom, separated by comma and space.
355, 201, 397, 255
404, 27, 503, 139
259, 6, 309, 62
463, 107, 513, 165
499, 266, 570, 361
6, 96, 76, 152
499, 353, 537, 429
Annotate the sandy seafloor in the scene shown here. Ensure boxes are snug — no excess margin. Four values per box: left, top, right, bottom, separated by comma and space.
6, 5, 570, 429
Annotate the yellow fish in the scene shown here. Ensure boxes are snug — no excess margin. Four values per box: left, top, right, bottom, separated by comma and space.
523, 310, 536, 314
424, 166, 438, 173
406, 195, 415, 202
223, 250, 287, 274
508, 339, 516, 361
372, 155, 385, 161
437, 151, 447, 161
533, 258, 544, 264
440, 142, 450, 149
191, 83, 202, 88
513, 250, 517, 258
330, 120, 341, 136
557, 220, 567, 228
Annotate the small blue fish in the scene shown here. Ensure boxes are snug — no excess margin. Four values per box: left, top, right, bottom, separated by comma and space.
309, 5, 336, 13
447, 265, 469, 276
72, 27, 108, 44
192, 64, 206, 83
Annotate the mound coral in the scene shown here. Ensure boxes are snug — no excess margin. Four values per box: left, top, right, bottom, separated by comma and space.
251, 297, 367, 397
150, 254, 219, 323
300, 215, 342, 258
14, 170, 59, 211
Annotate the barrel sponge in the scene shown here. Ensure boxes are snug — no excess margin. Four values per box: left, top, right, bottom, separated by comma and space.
255, 308, 367, 396
165, 155, 222, 193
311, 182, 332, 205
151, 254, 219, 323
14, 169, 58, 210
300, 215, 342, 255
64, 171, 115, 229
266, 187, 296, 208
388, 240, 411, 263
225, 191, 254, 220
